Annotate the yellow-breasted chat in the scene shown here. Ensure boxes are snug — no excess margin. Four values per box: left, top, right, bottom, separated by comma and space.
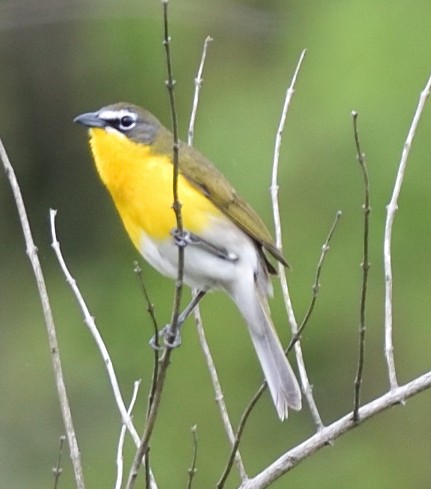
74, 102, 301, 420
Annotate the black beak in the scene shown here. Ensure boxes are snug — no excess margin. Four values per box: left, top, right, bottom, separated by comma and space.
73, 111, 106, 128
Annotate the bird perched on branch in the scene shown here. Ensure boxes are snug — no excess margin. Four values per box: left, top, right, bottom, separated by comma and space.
74, 102, 301, 420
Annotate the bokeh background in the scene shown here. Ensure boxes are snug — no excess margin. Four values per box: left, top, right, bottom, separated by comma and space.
1, 1, 431, 487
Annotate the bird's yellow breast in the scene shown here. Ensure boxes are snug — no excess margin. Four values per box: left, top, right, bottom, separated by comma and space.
89, 128, 223, 249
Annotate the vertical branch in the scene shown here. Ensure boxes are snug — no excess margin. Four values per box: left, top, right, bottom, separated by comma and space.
133, 262, 160, 414
188, 35, 213, 146
0, 139, 85, 489
269, 49, 324, 429
186, 425, 198, 489
270, 48, 307, 222
133, 270, 159, 486
52, 435, 66, 489
351, 111, 371, 421
125, 4, 184, 487
384, 74, 431, 390
162, 0, 184, 341
133, 264, 160, 486
187, 35, 246, 480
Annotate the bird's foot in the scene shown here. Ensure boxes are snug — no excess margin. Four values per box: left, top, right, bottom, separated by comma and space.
149, 325, 182, 350
171, 228, 195, 248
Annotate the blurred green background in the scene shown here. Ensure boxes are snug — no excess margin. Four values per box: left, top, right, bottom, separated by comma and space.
1, 0, 431, 487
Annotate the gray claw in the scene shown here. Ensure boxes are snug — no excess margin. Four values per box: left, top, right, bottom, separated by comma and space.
149, 325, 182, 350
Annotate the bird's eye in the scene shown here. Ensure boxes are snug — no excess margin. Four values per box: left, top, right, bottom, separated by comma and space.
117, 114, 136, 131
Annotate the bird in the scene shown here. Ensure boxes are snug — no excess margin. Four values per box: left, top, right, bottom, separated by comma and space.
74, 102, 302, 420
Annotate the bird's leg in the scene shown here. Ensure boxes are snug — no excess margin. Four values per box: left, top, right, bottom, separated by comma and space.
171, 228, 238, 262
149, 289, 207, 349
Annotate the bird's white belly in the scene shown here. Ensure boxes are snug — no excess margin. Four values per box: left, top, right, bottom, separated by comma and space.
138, 214, 264, 293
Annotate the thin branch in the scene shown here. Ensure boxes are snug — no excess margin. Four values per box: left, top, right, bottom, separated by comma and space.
133, 262, 160, 414
133, 263, 160, 485
188, 35, 213, 146
270, 48, 307, 250
125, 352, 171, 489
145, 448, 152, 489
134, 262, 160, 344
50, 210, 141, 446
115, 380, 141, 489
269, 48, 323, 429
186, 425, 198, 489
196, 308, 247, 489
125, 3, 183, 486
219, 211, 341, 489
384, 73, 431, 390
186, 34, 247, 481
162, 0, 185, 345
52, 435, 66, 489
239, 370, 431, 489
217, 384, 264, 489
0, 138, 85, 489
351, 111, 371, 421
280, 276, 323, 429
298, 211, 342, 334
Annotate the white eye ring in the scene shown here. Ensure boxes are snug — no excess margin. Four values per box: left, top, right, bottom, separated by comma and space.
98, 109, 138, 132
118, 114, 136, 131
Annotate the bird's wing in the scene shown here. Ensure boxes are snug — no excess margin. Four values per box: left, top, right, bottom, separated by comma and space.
178, 143, 289, 268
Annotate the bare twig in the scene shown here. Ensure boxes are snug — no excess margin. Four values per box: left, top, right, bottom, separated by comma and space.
384, 73, 431, 390
188, 35, 213, 146
298, 211, 342, 334
351, 111, 371, 421
270, 48, 307, 250
134, 262, 160, 343
186, 33, 247, 481
162, 0, 185, 345
0, 138, 85, 489
186, 425, 198, 489
239, 370, 431, 489
192, 302, 247, 480
126, 3, 184, 486
126, 354, 172, 488
133, 262, 160, 484
280, 276, 323, 429
115, 380, 141, 489
217, 382, 263, 489
50, 210, 140, 446
52, 435, 66, 489
197, 313, 246, 489
269, 48, 323, 429
133, 262, 160, 414
145, 448, 152, 489
195, 309, 246, 479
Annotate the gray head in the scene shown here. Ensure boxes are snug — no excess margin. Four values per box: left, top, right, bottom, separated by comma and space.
74, 102, 162, 144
